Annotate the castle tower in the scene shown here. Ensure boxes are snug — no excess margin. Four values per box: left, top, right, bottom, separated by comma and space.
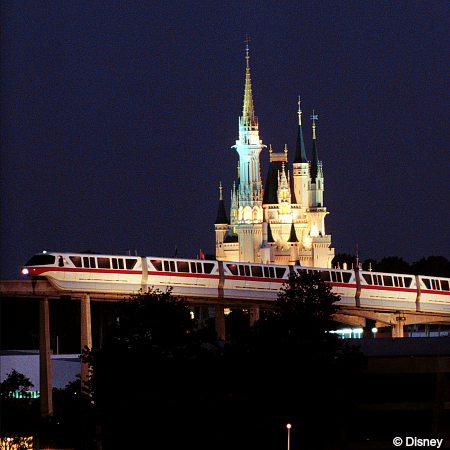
215, 44, 334, 268
214, 182, 230, 260
292, 97, 309, 211
231, 42, 265, 224
303, 113, 334, 268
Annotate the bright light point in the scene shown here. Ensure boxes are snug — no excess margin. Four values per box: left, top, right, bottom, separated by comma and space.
43, 250, 47, 254
372, 327, 378, 333
22, 268, 29, 275
286, 423, 291, 429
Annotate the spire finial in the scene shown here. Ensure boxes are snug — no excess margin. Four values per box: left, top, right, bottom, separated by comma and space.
219, 181, 223, 201
298, 96, 302, 126
311, 110, 318, 140
245, 35, 250, 69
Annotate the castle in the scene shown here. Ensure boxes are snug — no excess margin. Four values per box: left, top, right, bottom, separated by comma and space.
214, 44, 334, 268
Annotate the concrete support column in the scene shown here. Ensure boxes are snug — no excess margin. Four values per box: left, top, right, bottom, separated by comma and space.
249, 306, 260, 327
362, 319, 376, 338
391, 316, 405, 338
215, 306, 225, 340
39, 296, 53, 417
81, 294, 92, 387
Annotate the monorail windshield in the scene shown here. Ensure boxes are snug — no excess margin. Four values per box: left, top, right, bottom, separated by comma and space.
25, 254, 56, 266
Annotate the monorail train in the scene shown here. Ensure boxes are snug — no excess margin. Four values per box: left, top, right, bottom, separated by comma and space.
22, 252, 450, 313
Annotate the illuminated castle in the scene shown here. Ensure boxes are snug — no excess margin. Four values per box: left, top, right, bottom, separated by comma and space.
214, 44, 334, 268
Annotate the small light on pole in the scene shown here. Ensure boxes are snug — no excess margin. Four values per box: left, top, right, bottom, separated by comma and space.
286, 423, 292, 450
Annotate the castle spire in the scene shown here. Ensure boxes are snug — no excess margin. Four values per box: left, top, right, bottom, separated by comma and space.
310, 111, 319, 183
214, 181, 229, 224
242, 39, 257, 128
293, 96, 308, 164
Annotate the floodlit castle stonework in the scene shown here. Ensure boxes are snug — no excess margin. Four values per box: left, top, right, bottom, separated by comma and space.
214, 45, 334, 268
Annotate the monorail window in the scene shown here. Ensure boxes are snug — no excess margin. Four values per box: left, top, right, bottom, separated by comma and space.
251, 266, 263, 277
203, 263, 215, 274
163, 260, 175, 272
112, 258, 124, 270
383, 276, 393, 287
177, 261, 189, 273
404, 277, 412, 288
423, 279, 431, 289
126, 259, 137, 270
373, 274, 382, 286
150, 260, 162, 271
362, 274, 372, 285
83, 257, 96, 269
276, 268, 286, 278
25, 254, 56, 266
98, 258, 111, 269
432, 279, 438, 290
227, 264, 238, 276
342, 272, 351, 283
441, 280, 449, 291
319, 270, 331, 282
393, 276, 403, 288
70, 256, 82, 267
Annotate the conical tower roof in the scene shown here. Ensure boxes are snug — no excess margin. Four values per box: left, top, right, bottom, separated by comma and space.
214, 182, 229, 224
242, 41, 257, 128
293, 96, 308, 164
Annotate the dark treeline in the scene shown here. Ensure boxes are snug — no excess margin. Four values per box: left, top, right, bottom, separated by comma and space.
6, 272, 363, 450
332, 254, 450, 278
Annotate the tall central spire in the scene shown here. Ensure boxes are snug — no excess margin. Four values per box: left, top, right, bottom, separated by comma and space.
242, 40, 257, 129
231, 39, 265, 218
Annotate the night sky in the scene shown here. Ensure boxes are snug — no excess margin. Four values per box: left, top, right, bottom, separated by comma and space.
2, 0, 449, 280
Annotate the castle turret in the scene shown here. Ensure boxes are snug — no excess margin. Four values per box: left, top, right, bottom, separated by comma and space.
214, 182, 229, 260
292, 97, 309, 210
308, 112, 324, 209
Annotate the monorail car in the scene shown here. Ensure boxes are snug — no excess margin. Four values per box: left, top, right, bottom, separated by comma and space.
21, 252, 450, 312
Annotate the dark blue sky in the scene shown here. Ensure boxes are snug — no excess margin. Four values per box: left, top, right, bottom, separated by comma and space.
2, 0, 449, 279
